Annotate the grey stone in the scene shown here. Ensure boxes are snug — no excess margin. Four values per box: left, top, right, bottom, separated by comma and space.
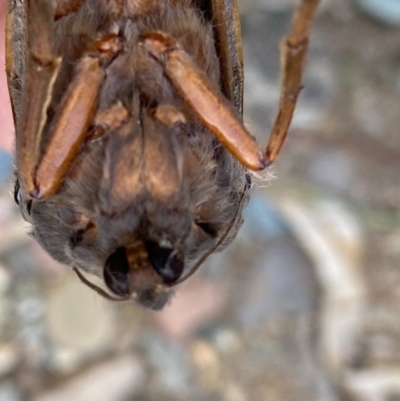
143, 332, 192, 397
45, 273, 117, 370
0, 382, 23, 401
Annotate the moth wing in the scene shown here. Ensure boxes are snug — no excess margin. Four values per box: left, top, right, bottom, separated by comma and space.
209, 0, 244, 114
5, 0, 26, 124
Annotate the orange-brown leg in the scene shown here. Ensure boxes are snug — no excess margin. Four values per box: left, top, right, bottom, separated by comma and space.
55, 0, 84, 21
16, 0, 114, 199
141, 32, 266, 171
265, 0, 320, 166
141, 0, 319, 172
33, 34, 123, 199
89, 101, 130, 141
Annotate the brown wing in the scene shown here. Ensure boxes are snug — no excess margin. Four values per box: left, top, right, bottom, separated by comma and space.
5, 0, 26, 125
198, 0, 244, 114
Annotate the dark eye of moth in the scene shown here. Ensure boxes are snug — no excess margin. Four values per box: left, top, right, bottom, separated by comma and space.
13, 180, 20, 205
196, 222, 217, 238
70, 229, 85, 248
104, 248, 131, 296
145, 241, 184, 284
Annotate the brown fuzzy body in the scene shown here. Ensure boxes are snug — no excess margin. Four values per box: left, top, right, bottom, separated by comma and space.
9, 0, 249, 309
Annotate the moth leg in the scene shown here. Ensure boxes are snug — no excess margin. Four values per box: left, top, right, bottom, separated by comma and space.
141, 32, 266, 171
16, 0, 62, 195
264, 0, 320, 165
33, 34, 123, 199
55, 0, 84, 21
89, 101, 130, 141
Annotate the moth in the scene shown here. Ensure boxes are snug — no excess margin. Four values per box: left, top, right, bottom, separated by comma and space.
6, 0, 319, 309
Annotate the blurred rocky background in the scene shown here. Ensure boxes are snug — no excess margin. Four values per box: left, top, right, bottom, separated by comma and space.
0, 0, 399, 400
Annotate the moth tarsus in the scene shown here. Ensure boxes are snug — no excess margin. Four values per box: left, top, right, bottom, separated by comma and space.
7, 0, 320, 309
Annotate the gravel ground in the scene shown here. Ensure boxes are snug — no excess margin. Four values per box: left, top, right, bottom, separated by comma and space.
0, 1, 399, 400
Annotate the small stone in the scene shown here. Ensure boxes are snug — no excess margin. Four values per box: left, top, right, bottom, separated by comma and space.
33, 356, 144, 401
49, 349, 85, 375
190, 339, 222, 392
0, 342, 19, 377
16, 297, 44, 323
345, 369, 400, 401
0, 264, 11, 294
212, 327, 242, 355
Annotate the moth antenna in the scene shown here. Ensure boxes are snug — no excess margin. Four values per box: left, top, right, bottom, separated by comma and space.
72, 267, 129, 302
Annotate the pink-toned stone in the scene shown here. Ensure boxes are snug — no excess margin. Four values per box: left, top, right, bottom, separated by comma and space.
153, 279, 227, 339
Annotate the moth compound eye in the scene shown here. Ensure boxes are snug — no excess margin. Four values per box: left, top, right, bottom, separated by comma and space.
145, 241, 184, 284
104, 248, 131, 296
69, 229, 85, 248
196, 222, 217, 238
